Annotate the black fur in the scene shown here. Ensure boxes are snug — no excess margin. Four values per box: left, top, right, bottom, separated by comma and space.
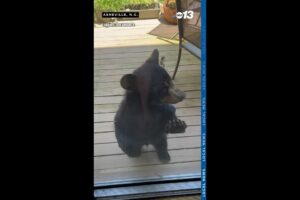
114, 49, 187, 163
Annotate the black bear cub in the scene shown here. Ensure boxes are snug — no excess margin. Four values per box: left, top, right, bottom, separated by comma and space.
114, 49, 187, 163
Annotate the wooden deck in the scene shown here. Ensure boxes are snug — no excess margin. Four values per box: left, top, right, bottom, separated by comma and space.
94, 19, 201, 184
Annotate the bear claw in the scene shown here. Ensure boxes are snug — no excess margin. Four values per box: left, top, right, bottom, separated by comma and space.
164, 119, 187, 133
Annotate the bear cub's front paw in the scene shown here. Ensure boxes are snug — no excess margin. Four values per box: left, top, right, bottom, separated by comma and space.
164, 119, 187, 133
157, 150, 171, 163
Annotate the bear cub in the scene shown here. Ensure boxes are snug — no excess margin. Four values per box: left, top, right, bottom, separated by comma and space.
114, 49, 187, 163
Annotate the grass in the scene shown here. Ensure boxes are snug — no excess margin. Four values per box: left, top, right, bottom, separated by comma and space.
94, 0, 157, 12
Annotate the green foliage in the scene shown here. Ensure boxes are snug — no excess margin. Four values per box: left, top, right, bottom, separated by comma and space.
94, 0, 156, 12
166, 2, 176, 9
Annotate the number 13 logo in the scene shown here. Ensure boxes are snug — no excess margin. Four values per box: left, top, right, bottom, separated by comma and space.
176, 11, 194, 19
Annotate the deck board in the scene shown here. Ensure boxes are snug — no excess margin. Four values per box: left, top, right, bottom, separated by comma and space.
94, 116, 201, 133
94, 126, 201, 144
94, 148, 201, 170
94, 107, 201, 122
94, 161, 200, 183
94, 136, 201, 157
94, 19, 201, 184
94, 99, 201, 114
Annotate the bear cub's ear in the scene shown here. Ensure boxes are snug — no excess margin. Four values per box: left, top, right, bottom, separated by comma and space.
146, 49, 159, 65
120, 74, 137, 91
